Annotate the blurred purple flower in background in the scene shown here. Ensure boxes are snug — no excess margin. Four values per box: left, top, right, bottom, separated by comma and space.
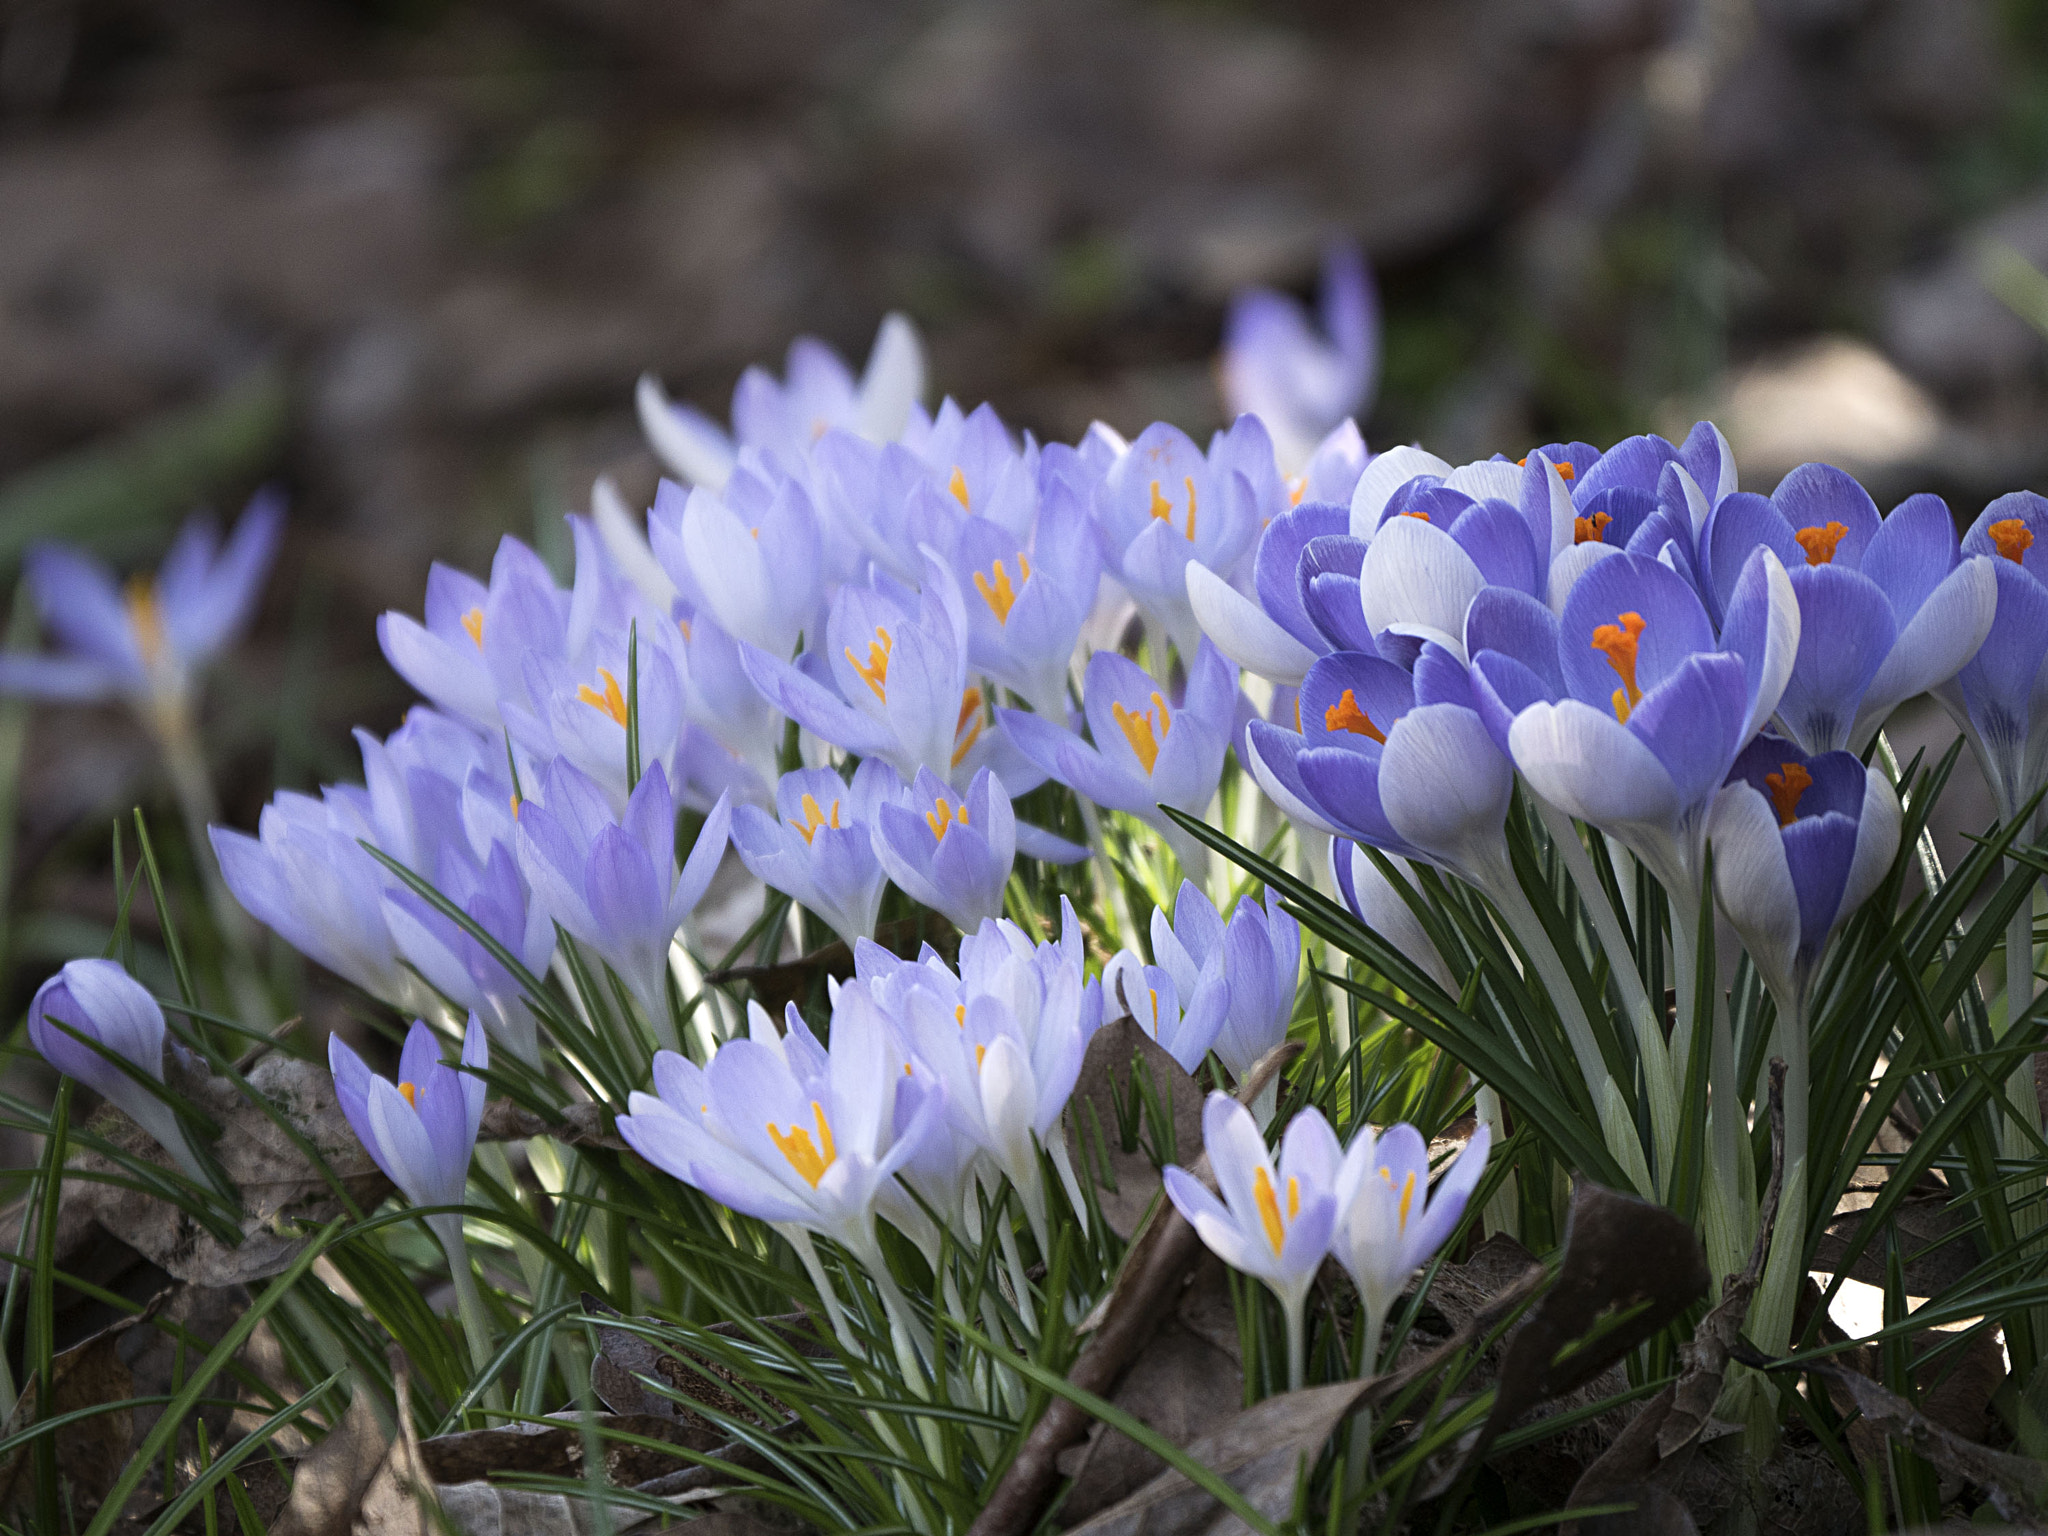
1219, 243, 1378, 477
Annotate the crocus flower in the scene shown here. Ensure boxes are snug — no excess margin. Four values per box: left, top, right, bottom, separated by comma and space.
382, 842, 557, 1067
1708, 738, 1900, 1018
1101, 948, 1226, 1074
375, 533, 562, 737
872, 767, 1016, 933
1700, 468, 1995, 752
1506, 548, 1798, 896
636, 313, 925, 491
29, 959, 208, 1183
1940, 492, 2048, 827
742, 552, 1011, 788
513, 758, 731, 1048
1219, 243, 1378, 476
1091, 422, 1260, 658
1188, 499, 1360, 687
649, 473, 827, 662
1334, 1120, 1490, 1364
954, 482, 1102, 717
1164, 1095, 1341, 1387
330, 1015, 488, 1231
616, 983, 939, 1272
1244, 646, 1515, 888
1151, 881, 1301, 1081
732, 762, 903, 947
0, 491, 283, 728
1001, 640, 1237, 871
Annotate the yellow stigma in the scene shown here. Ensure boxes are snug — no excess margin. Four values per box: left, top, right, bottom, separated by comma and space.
1590, 611, 1647, 723
926, 795, 971, 841
845, 627, 893, 701
1111, 691, 1172, 775
1795, 521, 1850, 565
1573, 511, 1612, 545
125, 577, 166, 667
1765, 761, 1813, 827
461, 606, 485, 647
948, 466, 971, 510
975, 1043, 987, 1070
955, 1003, 966, 1028
576, 667, 629, 725
953, 686, 986, 767
766, 1101, 837, 1188
1991, 518, 2035, 564
794, 793, 841, 845
1147, 476, 1198, 540
398, 1081, 418, 1108
1323, 688, 1385, 742
1253, 1166, 1286, 1254
974, 556, 1031, 623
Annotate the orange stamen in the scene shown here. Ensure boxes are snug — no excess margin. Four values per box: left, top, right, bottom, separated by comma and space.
794, 793, 840, 845
576, 668, 629, 725
1323, 688, 1386, 742
948, 467, 971, 510
1254, 1166, 1286, 1253
125, 578, 166, 667
1147, 476, 1198, 540
1795, 521, 1850, 566
461, 607, 485, 647
926, 796, 970, 841
1590, 612, 1647, 723
845, 627, 893, 701
974, 556, 1030, 623
766, 1101, 837, 1189
1991, 518, 2035, 564
1112, 692, 1171, 774
952, 687, 986, 767
1764, 762, 1813, 827
399, 1081, 417, 1107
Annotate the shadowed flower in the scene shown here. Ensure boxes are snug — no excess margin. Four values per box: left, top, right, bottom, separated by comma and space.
30, 959, 209, 1184
1335, 1120, 1490, 1365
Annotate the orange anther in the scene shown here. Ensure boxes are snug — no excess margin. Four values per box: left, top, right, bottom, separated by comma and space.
1590, 612, 1647, 723
845, 627, 893, 701
1764, 761, 1812, 827
1795, 521, 1850, 565
1991, 518, 2036, 564
576, 667, 629, 725
1323, 688, 1386, 742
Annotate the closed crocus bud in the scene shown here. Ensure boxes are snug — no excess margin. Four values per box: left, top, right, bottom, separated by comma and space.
1708, 738, 1900, 1019
29, 959, 208, 1183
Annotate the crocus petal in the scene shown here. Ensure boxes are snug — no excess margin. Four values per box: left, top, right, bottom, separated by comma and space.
1187, 562, 1318, 685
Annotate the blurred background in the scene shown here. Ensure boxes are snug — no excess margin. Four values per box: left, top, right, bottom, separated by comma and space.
0, 0, 2045, 1028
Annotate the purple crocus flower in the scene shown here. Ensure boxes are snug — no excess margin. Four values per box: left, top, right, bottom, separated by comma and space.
1101, 948, 1227, 1074
732, 761, 904, 947
1708, 738, 1900, 1016
1939, 492, 2048, 826
1335, 1119, 1490, 1362
382, 842, 557, 1067
30, 959, 208, 1182
872, 767, 1016, 933
513, 757, 731, 1048
376, 534, 561, 736
1245, 645, 1515, 886
1150, 880, 1301, 1081
1001, 639, 1237, 870
648, 473, 827, 662
1189, 498, 1370, 687
1505, 548, 1798, 894
1219, 243, 1378, 476
0, 491, 282, 718
636, 314, 925, 491
1700, 466, 1995, 752
331, 1016, 487, 1233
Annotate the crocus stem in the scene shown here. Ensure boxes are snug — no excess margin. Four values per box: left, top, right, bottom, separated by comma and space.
1281, 1292, 1306, 1393
1480, 869, 1611, 1122
431, 1214, 504, 1415
1670, 892, 1746, 1286
1536, 799, 1677, 1186
2005, 872, 2042, 1150
784, 1227, 859, 1354
997, 1213, 1039, 1336
1748, 993, 1808, 1357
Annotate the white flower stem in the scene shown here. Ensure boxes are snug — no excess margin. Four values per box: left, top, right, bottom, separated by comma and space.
431, 1214, 504, 1415
1281, 1290, 1306, 1393
1670, 892, 1746, 1286
997, 1213, 1039, 1336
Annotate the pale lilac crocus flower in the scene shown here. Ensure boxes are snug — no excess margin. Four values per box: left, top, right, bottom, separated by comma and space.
1164, 1095, 1341, 1388
513, 758, 731, 1052
1100, 948, 1226, 1074
1150, 882, 1302, 1083
732, 762, 904, 947
29, 959, 209, 1184
1335, 1120, 1490, 1369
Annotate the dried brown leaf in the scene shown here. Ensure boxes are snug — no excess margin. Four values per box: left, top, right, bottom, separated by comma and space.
479, 1099, 626, 1151
1063, 1016, 1206, 1241
269, 1383, 392, 1536
0, 1289, 166, 1521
